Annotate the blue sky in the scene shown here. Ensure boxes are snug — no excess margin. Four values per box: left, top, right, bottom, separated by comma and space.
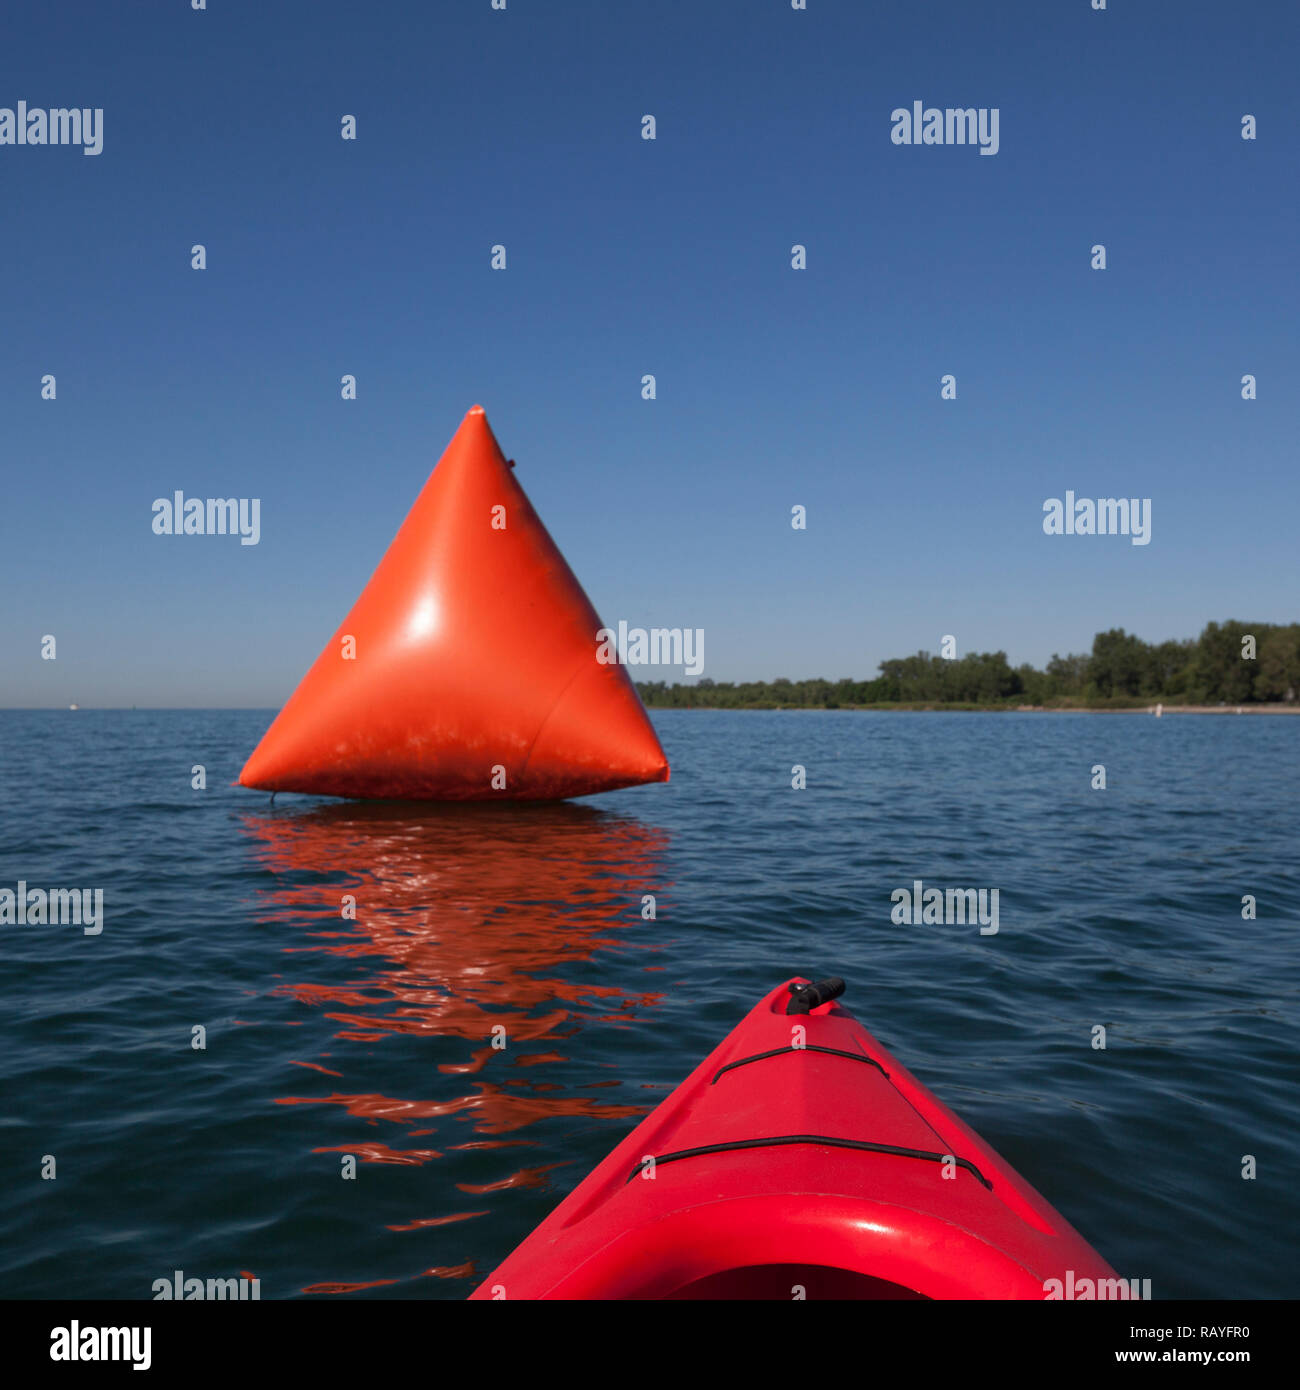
1, 0, 1296, 706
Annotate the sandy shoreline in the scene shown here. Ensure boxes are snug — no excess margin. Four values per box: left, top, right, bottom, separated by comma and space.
1024, 704, 1300, 716
644, 703, 1300, 715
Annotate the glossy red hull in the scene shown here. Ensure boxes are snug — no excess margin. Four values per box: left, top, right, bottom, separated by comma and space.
470, 979, 1120, 1300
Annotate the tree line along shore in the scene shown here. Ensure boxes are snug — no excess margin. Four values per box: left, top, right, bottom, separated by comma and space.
635, 621, 1300, 711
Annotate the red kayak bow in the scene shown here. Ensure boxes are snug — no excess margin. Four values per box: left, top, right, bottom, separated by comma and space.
470, 977, 1120, 1300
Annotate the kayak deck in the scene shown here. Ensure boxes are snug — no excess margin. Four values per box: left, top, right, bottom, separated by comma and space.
470, 979, 1117, 1300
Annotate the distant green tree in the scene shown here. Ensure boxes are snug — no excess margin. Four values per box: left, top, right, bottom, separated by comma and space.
1045, 653, 1089, 696
1189, 621, 1255, 702
1088, 628, 1148, 698
1254, 625, 1300, 701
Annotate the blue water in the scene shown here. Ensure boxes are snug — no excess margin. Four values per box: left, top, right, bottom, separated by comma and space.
1, 709, 1295, 1299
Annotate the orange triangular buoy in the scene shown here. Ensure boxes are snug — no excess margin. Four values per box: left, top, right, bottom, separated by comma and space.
238, 407, 669, 800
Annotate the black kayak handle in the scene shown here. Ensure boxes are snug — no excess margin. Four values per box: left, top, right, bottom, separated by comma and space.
786, 977, 846, 1015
